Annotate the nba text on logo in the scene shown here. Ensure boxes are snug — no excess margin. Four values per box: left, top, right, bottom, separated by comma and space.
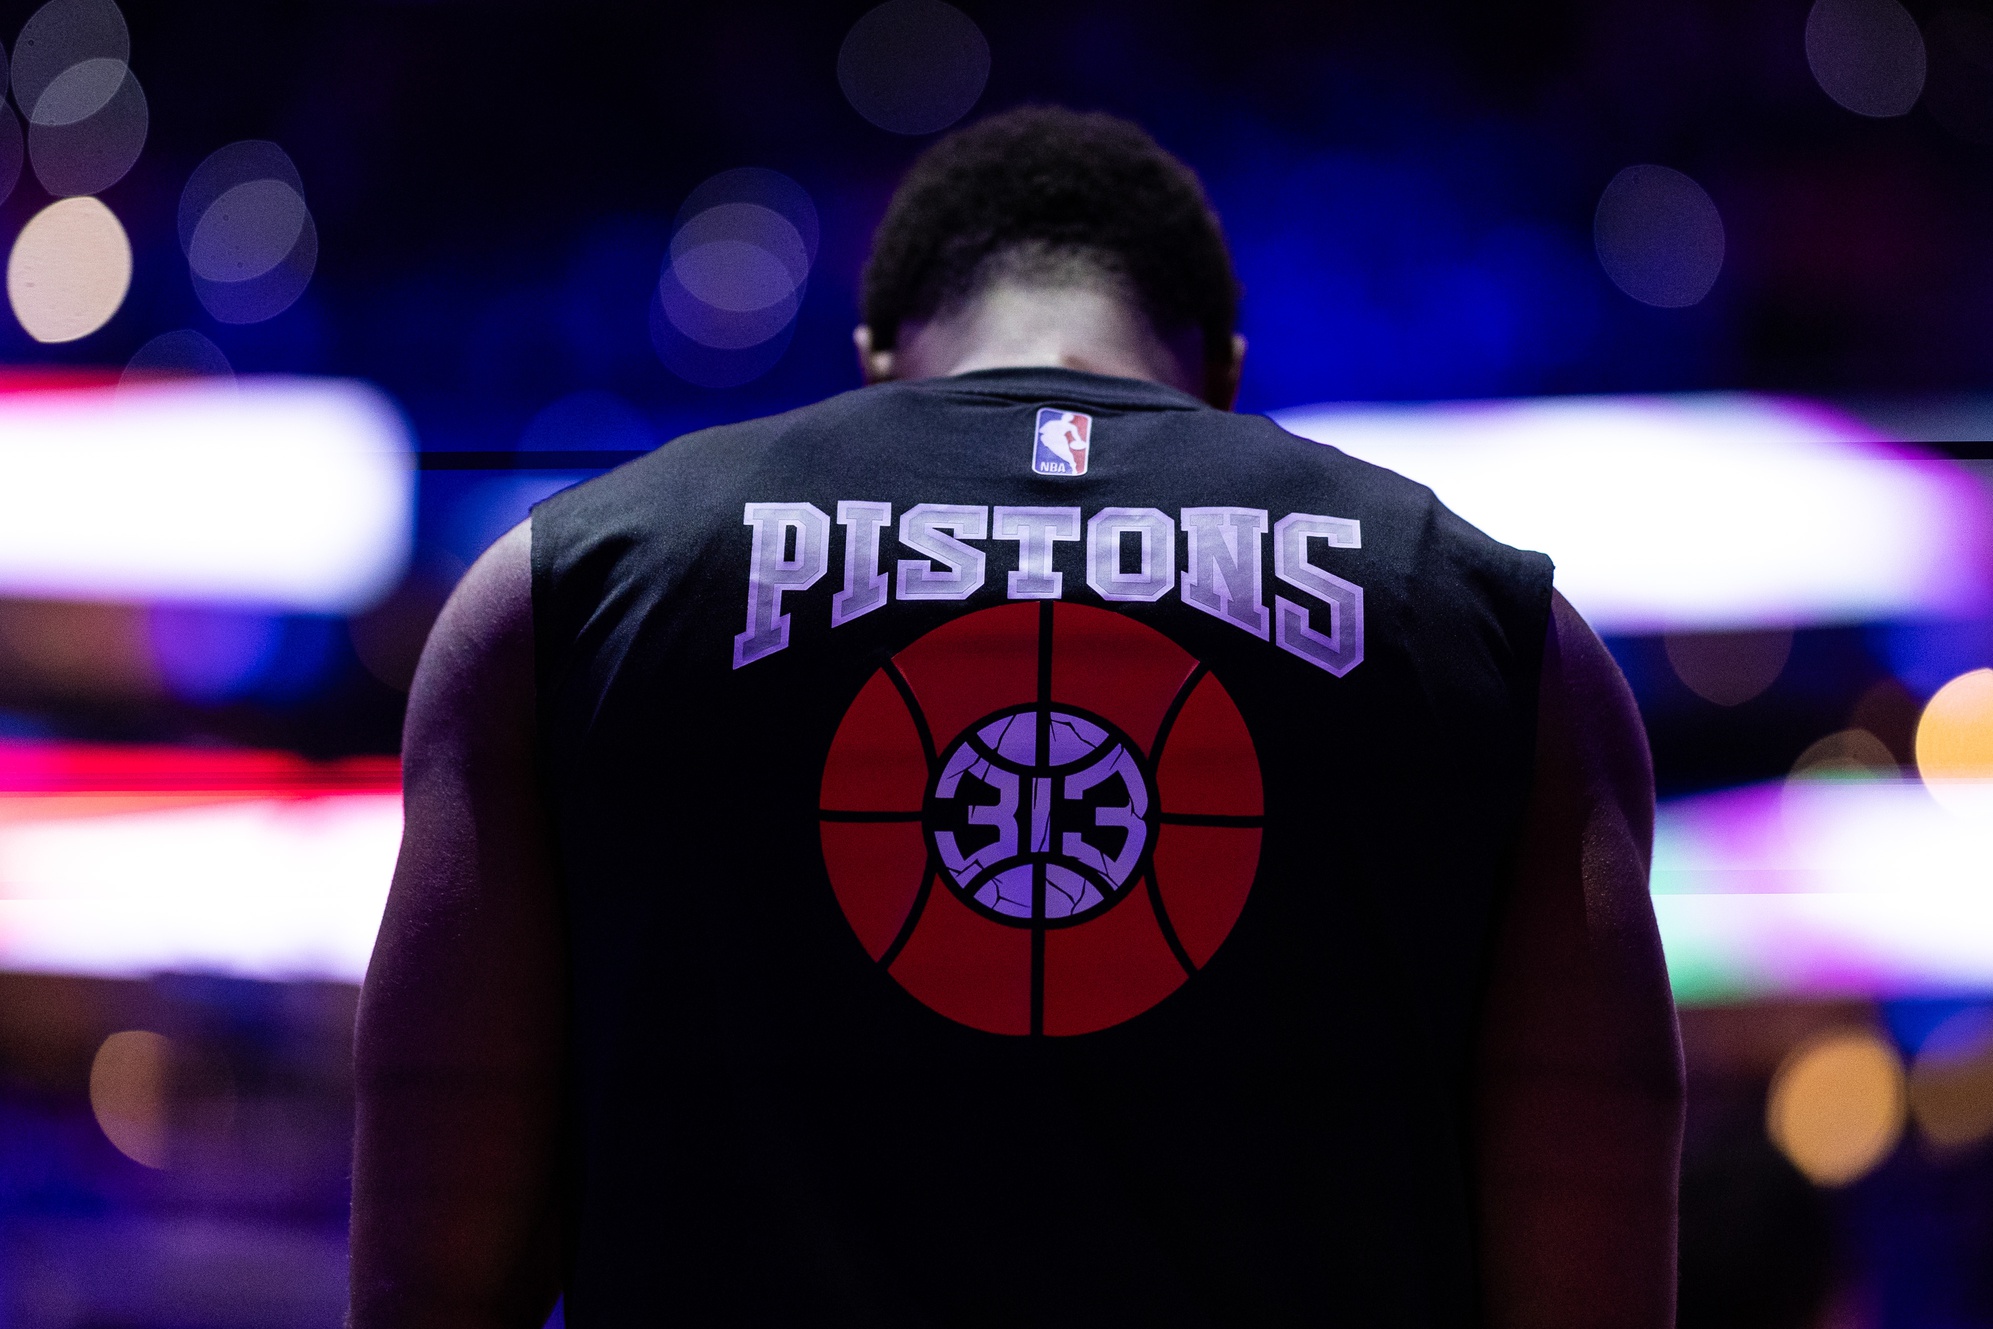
733, 500, 1364, 679
1033, 408, 1090, 477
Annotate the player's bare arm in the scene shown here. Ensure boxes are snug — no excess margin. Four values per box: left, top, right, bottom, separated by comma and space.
350, 522, 562, 1329
1476, 591, 1684, 1328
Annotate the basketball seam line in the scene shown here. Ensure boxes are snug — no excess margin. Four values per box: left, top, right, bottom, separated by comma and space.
1031, 600, 1054, 1038
880, 658, 938, 771
1147, 869, 1198, 977
1146, 661, 1217, 981
877, 861, 935, 970
876, 656, 939, 972
1148, 661, 1211, 768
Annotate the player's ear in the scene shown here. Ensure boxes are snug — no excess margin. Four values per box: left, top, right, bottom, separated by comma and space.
855, 326, 897, 384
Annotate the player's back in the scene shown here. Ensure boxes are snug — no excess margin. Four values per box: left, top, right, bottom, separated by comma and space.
531, 366, 1552, 1326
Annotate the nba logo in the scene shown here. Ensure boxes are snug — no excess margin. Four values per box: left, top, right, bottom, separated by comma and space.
1032, 408, 1091, 477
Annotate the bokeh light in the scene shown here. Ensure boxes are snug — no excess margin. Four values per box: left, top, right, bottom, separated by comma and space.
1914, 667, 1993, 817
1789, 727, 1898, 780
6, 194, 131, 342
27, 59, 145, 197
9, 0, 125, 121
1767, 1028, 1907, 1186
661, 204, 807, 348
178, 141, 317, 325
89, 1028, 171, 1169
8, 0, 127, 112
1665, 628, 1792, 706
1593, 165, 1725, 309
119, 327, 233, 389
1908, 1006, 1993, 1149
1805, 0, 1926, 118
13, 0, 146, 196
838, 0, 989, 136
1849, 676, 1920, 761
651, 167, 817, 387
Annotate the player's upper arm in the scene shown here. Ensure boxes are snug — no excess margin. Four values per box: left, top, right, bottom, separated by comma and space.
351, 519, 563, 1325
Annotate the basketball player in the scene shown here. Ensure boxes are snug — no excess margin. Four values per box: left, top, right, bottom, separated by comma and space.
351, 108, 1682, 1326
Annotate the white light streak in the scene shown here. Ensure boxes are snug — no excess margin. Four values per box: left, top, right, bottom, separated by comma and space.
0, 377, 413, 612
0, 794, 398, 982
1655, 777, 1993, 1001
1274, 393, 1993, 632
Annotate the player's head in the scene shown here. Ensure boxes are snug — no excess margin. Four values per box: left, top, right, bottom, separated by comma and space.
857, 106, 1243, 408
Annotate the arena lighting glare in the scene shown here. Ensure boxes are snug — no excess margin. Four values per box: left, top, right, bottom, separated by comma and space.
6, 735, 1990, 997
0, 376, 413, 612
1653, 777, 1993, 1002
1273, 394, 1993, 633
0, 741, 399, 981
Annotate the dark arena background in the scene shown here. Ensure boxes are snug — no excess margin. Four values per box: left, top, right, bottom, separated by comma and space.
0, 0, 1991, 1324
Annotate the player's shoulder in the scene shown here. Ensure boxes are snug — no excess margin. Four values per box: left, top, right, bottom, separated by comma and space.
1213, 410, 1502, 547
1209, 412, 1555, 615
535, 383, 910, 522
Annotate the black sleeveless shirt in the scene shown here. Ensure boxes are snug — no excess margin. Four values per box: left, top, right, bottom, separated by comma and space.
531, 368, 1553, 1327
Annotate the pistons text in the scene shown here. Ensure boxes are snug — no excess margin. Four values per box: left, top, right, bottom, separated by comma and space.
732, 502, 1363, 677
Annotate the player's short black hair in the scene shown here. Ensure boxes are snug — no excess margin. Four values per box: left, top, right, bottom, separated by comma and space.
861, 106, 1239, 367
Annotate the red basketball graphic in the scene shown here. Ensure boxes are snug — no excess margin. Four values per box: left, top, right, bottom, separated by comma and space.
820, 602, 1263, 1036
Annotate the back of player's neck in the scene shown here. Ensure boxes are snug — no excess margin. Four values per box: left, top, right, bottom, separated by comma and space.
900, 282, 1194, 393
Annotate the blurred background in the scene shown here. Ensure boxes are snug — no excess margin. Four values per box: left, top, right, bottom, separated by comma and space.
0, 0, 1990, 1324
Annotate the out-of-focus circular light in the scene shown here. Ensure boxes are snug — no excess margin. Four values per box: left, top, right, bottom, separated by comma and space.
11, 0, 143, 197
1665, 627, 1792, 706
1789, 727, 1898, 781
31, 53, 124, 124
659, 259, 801, 350
1767, 1028, 1906, 1186
654, 168, 818, 384
27, 60, 145, 196
660, 203, 809, 350
1915, 667, 1993, 817
650, 295, 798, 388
838, 0, 990, 136
6, 194, 130, 342
188, 178, 309, 283
119, 327, 232, 389
1908, 1006, 1993, 1149
1806, 0, 1927, 118
9, 0, 128, 122
90, 1029, 171, 1169
672, 204, 807, 311
674, 238, 795, 312
30, 53, 122, 125
178, 141, 317, 324
1594, 165, 1726, 309
676, 167, 819, 262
